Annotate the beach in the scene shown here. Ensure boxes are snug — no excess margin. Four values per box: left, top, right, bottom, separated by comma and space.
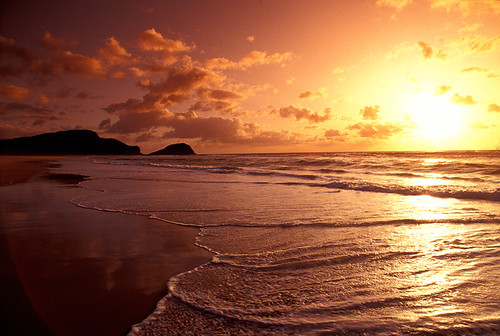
0, 156, 212, 336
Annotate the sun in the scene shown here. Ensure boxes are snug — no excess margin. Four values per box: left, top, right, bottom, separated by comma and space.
408, 92, 466, 144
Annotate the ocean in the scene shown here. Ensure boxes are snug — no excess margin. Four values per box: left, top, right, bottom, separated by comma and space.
53, 151, 500, 335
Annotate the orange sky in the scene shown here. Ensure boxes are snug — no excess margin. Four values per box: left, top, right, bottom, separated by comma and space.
1, 0, 499, 153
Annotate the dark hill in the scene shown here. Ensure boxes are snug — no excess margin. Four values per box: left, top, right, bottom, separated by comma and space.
149, 143, 195, 155
0, 130, 141, 155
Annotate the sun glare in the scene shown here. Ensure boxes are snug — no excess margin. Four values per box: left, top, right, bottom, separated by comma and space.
409, 92, 465, 144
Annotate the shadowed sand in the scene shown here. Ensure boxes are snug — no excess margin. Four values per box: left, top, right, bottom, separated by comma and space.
0, 157, 212, 336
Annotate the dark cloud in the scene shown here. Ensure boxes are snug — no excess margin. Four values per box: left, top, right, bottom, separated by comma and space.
35, 87, 89, 106
135, 131, 158, 142
272, 105, 332, 123
0, 102, 54, 115
75, 91, 92, 99
98, 118, 111, 129
0, 36, 36, 78
102, 110, 173, 134
101, 107, 296, 146
162, 113, 295, 146
104, 64, 221, 115
0, 101, 67, 126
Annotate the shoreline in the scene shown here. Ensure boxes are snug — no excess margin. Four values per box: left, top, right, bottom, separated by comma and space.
0, 156, 212, 335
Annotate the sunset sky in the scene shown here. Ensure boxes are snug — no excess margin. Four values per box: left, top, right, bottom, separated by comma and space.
1, 0, 499, 153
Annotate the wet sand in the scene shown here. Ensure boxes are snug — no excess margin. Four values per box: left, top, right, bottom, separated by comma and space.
0, 157, 212, 336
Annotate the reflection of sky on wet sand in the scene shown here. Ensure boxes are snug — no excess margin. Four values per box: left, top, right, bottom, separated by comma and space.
0, 178, 211, 336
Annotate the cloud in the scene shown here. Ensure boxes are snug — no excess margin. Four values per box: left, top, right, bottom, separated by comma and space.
54, 51, 107, 78
205, 50, 297, 70
360, 105, 381, 120
162, 113, 244, 142
197, 88, 244, 101
97, 37, 132, 66
332, 65, 357, 74
0, 101, 66, 126
34, 87, 91, 106
102, 110, 173, 134
0, 102, 54, 116
204, 57, 235, 70
39, 32, 76, 50
379, 0, 500, 17
138, 28, 192, 54
458, 23, 483, 34
324, 129, 342, 137
299, 88, 327, 100
105, 65, 222, 114
450, 93, 477, 105
162, 113, 295, 146
416, 41, 446, 59
135, 131, 158, 142
0, 121, 40, 139
348, 122, 405, 139
376, 0, 413, 10
138, 6, 154, 14
434, 85, 452, 96
189, 100, 241, 115
136, 29, 193, 71
272, 105, 332, 123
239, 51, 296, 69
1, 35, 110, 82
460, 67, 497, 78
447, 34, 500, 54
0, 85, 29, 100
470, 122, 489, 129
429, 0, 500, 16
190, 88, 244, 115
247, 36, 255, 43
129, 67, 147, 77
487, 103, 500, 112
37, 94, 51, 106
101, 106, 296, 146
460, 67, 489, 73
0, 36, 36, 78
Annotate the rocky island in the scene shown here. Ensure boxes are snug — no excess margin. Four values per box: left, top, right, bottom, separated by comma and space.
149, 143, 196, 155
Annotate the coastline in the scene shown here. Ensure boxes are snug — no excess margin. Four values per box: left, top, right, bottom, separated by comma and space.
0, 156, 212, 335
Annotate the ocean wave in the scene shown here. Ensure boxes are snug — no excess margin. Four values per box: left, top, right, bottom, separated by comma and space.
321, 181, 500, 202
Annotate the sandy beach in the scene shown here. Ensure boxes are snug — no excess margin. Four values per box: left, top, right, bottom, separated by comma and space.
0, 157, 212, 336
